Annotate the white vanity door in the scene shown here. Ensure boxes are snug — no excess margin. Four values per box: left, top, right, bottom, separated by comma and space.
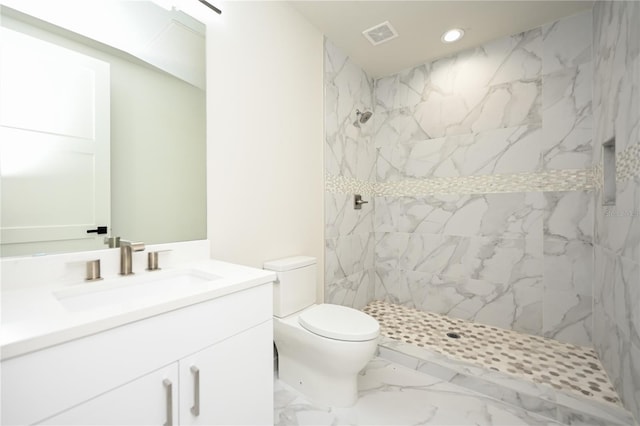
0, 26, 110, 255
38, 364, 178, 426
179, 320, 274, 426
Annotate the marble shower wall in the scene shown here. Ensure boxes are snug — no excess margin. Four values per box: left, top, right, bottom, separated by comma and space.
374, 10, 595, 346
592, 0, 640, 421
324, 40, 376, 309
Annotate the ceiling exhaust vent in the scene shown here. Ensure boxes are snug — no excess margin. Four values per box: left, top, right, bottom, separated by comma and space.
362, 21, 398, 46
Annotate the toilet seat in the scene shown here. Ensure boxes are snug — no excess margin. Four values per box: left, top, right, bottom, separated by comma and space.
298, 304, 379, 342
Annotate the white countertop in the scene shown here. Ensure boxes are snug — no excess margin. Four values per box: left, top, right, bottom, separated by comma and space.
0, 259, 276, 361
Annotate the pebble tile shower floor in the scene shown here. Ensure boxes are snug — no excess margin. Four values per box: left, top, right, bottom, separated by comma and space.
362, 300, 621, 407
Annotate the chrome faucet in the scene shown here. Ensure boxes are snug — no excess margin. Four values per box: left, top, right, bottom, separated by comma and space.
120, 240, 145, 275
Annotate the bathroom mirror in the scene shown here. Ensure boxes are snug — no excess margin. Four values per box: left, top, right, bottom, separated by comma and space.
0, 1, 207, 257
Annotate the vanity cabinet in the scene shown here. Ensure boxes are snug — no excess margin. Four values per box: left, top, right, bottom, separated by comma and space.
1, 283, 273, 425
40, 321, 272, 426
40, 364, 180, 425
179, 321, 272, 425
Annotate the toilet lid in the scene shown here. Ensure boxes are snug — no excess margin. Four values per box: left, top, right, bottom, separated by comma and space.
298, 304, 380, 342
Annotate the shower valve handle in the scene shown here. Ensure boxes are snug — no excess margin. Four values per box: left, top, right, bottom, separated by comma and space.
354, 194, 369, 210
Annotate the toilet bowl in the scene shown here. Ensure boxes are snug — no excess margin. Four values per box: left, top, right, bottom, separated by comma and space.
264, 256, 379, 407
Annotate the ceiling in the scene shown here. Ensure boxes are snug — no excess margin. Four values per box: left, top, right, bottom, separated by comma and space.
289, 1, 593, 78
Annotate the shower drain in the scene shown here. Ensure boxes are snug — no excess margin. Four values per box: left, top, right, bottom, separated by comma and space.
446, 332, 461, 339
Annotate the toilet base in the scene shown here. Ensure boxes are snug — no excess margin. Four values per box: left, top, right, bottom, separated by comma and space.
278, 354, 359, 407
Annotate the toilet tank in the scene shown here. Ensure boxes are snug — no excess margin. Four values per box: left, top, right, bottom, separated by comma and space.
264, 256, 316, 318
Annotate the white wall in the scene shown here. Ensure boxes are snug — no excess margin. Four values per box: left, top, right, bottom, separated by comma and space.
206, 2, 325, 299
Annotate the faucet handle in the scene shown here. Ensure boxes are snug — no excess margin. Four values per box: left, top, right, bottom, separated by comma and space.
147, 250, 172, 271
104, 236, 121, 248
85, 259, 103, 282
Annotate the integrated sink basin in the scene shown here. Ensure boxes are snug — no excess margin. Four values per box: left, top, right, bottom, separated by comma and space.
54, 269, 221, 312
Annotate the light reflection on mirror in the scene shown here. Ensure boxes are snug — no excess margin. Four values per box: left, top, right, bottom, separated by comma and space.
0, 134, 52, 177
0, 1, 207, 257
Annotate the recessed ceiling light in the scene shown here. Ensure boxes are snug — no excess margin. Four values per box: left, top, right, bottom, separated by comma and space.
441, 28, 465, 43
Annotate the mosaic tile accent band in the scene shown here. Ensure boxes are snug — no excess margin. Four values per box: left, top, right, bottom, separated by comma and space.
616, 141, 640, 182
327, 141, 639, 196
376, 169, 595, 196
363, 300, 622, 407
593, 163, 603, 190
326, 169, 595, 196
325, 174, 376, 195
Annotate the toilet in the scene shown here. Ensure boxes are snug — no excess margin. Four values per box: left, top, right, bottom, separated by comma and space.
264, 256, 379, 407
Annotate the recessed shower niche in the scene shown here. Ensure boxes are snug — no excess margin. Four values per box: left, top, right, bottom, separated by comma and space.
602, 137, 616, 206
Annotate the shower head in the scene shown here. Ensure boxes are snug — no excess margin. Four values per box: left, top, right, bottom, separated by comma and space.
353, 109, 373, 127
359, 110, 373, 123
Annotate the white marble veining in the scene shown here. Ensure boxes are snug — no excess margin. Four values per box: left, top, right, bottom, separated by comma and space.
325, 233, 374, 284
413, 79, 541, 139
544, 6, 595, 172
275, 358, 568, 426
542, 63, 593, 170
375, 28, 542, 115
324, 7, 638, 420
595, 180, 640, 261
544, 191, 594, 243
377, 125, 543, 181
324, 39, 375, 182
373, 337, 634, 426
324, 269, 375, 311
324, 40, 376, 308
363, 10, 598, 347
374, 28, 543, 142
592, 1, 640, 422
375, 231, 543, 335
542, 10, 592, 75
324, 192, 373, 238
373, 107, 429, 149
372, 187, 602, 341
376, 192, 544, 239
593, 244, 640, 422
593, 2, 639, 156
542, 239, 593, 345
542, 190, 594, 346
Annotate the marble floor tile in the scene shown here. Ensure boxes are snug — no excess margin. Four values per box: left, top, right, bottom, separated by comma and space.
274, 358, 565, 426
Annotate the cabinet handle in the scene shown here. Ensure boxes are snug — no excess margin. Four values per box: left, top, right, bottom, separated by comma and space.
190, 366, 200, 416
163, 379, 173, 426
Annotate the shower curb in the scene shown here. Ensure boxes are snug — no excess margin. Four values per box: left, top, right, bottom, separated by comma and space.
377, 337, 636, 426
